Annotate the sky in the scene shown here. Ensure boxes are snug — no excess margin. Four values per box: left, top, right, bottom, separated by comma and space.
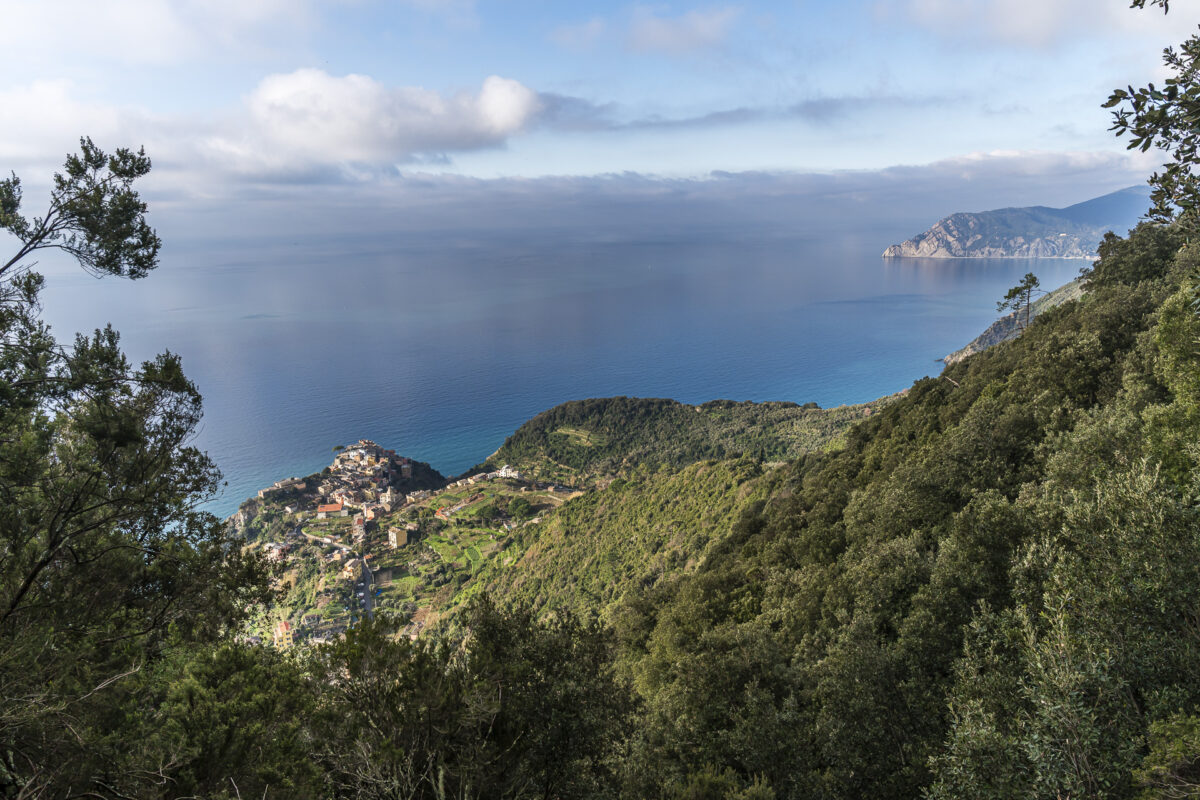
0, 0, 1195, 231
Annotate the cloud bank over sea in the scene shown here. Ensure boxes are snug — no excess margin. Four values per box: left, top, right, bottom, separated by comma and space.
115, 150, 1154, 268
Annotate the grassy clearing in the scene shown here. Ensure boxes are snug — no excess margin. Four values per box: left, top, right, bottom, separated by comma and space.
553, 427, 607, 447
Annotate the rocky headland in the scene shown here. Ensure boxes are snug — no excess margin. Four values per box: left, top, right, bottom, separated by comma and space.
883, 185, 1149, 258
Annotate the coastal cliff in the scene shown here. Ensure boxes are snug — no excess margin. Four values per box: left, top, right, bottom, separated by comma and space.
883, 185, 1149, 258
942, 277, 1085, 364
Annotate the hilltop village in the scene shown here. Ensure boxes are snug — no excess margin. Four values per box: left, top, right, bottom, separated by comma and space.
238, 439, 421, 528
229, 440, 578, 646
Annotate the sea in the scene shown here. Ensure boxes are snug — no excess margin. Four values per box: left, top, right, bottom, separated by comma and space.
38, 207, 1089, 518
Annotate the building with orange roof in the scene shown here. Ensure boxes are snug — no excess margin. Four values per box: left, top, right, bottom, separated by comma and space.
316, 502, 346, 519
273, 620, 294, 649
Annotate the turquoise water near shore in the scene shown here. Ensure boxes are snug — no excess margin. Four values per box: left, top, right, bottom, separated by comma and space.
41, 228, 1087, 517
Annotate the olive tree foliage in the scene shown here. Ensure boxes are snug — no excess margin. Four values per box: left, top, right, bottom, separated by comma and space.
930, 459, 1200, 800
0, 140, 273, 797
310, 598, 636, 800
927, 236, 1200, 797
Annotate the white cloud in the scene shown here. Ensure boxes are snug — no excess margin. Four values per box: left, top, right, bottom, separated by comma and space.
0, 0, 485, 69
0, 80, 126, 162
0, 70, 544, 188
0, 0, 326, 66
0, 72, 1163, 199
205, 70, 543, 176
627, 6, 741, 54
0, 1, 191, 65
884, 0, 1195, 48
550, 18, 608, 50
890, 148, 1161, 185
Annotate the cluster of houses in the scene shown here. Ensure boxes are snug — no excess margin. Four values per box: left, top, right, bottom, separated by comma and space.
248, 448, 531, 536
317, 439, 412, 515
275, 458, 533, 548
241, 445, 566, 650
246, 439, 419, 525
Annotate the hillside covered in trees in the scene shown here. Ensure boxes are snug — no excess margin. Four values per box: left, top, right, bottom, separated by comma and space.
449, 218, 1200, 799
6, 0, 1200, 792
606, 219, 1200, 798
481, 395, 893, 487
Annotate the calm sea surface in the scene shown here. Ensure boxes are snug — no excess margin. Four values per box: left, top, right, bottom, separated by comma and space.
39, 228, 1088, 517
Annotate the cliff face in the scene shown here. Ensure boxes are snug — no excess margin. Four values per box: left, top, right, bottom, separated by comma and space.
883, 186, 1149, 259
942, 277, 1085, 364
882, 213, 1099, 258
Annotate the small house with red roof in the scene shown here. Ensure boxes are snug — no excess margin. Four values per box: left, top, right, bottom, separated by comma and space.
317, 502, 346, 519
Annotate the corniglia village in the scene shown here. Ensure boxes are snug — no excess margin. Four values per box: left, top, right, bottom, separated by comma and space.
234, 438, 573, 645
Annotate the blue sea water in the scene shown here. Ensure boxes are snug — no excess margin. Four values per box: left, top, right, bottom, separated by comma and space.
39, 225, 1087, 518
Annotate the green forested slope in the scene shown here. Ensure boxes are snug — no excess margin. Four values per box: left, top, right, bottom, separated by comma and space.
431, 219, 1200, 799
603, 221, 1200, 799
466, 459, 780, 621
484, 396, 892, 485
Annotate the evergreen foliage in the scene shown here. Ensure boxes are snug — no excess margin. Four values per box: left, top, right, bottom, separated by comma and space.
0, 142, 275, 795
0, 138, 161, 280
308, 598, 635, 799
996, 272, 1043, 330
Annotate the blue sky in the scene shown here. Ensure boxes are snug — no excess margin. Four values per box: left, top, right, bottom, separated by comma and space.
0, 0, 1192, 205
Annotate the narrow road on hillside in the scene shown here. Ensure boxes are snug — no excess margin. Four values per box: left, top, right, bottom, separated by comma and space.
360, 558, 375, 620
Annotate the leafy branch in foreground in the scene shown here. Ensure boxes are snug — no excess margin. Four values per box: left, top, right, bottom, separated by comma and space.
0, 136, 161, 280
0, 140, 273, 797
1104, 2, 1200, 226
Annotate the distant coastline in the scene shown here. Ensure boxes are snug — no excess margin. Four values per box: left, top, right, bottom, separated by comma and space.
883, 185, 1149, 260
884, 253, 1098, 260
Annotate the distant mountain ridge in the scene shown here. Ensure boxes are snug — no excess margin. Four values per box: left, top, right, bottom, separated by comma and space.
882, 185, 1150, 258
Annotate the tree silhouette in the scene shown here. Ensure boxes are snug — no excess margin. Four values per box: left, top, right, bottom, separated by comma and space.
997, 272, 1043, 331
